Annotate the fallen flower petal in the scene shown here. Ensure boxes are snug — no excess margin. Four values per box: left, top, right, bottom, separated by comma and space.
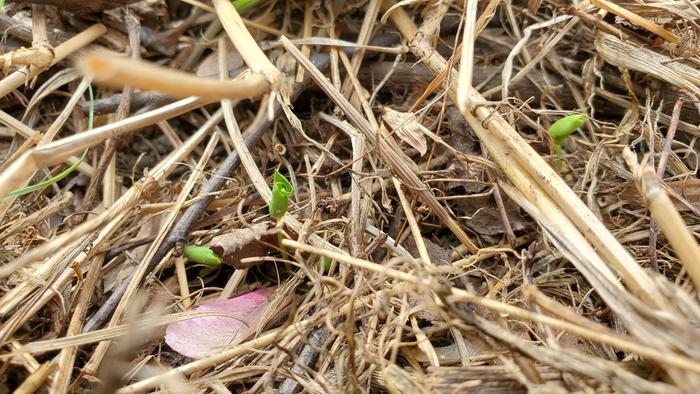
165, 287, 276, 359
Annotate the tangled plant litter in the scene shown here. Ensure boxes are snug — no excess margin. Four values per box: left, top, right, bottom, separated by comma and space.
1, 1, 700, 393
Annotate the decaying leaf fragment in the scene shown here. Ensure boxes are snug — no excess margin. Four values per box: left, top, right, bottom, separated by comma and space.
209, 222, 274, 268
382, 107, 429, 156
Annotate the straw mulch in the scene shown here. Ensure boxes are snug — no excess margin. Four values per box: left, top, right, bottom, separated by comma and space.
1, 0, 700, 392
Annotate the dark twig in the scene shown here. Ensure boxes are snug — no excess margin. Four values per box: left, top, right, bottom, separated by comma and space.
79, 91, 174, 116
277, 324, 329, 394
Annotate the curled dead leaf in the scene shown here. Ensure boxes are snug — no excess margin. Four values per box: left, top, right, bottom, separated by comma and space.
382, 107, 428, 156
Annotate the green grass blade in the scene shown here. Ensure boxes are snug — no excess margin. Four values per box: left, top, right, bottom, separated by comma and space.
8, 84, 94, 198
9, 150, 88, 197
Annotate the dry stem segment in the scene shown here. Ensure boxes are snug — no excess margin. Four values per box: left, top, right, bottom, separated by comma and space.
591, 0, 680, 43
78, 52, 270, 101
0, 24, 106, 100
212, 0, 280, 86
623, 148, 700, 289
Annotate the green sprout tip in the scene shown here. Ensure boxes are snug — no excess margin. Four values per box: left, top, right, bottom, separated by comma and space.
183, 245, 222, 266
547, 114, 586, 146
232, 0, 260, 12
269, 170, 293, 221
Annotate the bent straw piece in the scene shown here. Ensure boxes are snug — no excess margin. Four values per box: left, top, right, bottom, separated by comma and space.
591, 0, 680, 43
623, 148, 700, 289
212, 0, 279, 84
78, 52, 270, 101
0, 24, 106, 99
456, 0, 478, 112
387, 5, 664, 307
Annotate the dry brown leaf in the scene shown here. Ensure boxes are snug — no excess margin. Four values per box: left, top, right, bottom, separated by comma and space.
382, 107, 429, 156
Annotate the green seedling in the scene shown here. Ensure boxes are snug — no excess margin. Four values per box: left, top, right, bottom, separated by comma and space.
232, 0, 260, 12
547, 114, 586, 155
269, 170, 293, 221
9, 84, 94, 198
269, 169, 293, 261
9, 150, 88, 198
183, 245, 222, 267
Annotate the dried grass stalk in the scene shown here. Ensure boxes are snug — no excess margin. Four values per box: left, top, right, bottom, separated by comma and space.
623, 148, 700, 288
78, 52, 270, 101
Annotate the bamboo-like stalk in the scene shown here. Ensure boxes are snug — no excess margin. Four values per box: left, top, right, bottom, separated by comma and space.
0, 5, 54, 69
78, 52, 270, 101
0, 24, 106, 99
174, 257, 192, 309
456, 0, 478, 112
623, 148, 700, 289
31, 5, 49, 47
13, 362, 56, 394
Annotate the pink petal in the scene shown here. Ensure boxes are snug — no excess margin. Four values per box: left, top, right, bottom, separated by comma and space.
165, 287, 276, 359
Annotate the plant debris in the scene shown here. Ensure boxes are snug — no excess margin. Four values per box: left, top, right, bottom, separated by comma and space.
1, 0, 700, 392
